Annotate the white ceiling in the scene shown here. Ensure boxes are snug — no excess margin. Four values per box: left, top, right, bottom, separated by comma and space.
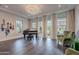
0, 4, 77, 19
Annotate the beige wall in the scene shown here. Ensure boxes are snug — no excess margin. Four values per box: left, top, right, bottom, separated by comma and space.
75, 5, 79, 35
0, 10, 28, 41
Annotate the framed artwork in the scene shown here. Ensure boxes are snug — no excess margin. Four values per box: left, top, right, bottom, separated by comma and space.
0, 19, 15, 36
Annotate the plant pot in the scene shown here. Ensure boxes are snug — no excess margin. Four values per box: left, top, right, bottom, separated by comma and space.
75, 42, 79, 51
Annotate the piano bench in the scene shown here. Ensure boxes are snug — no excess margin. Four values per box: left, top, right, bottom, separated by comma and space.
27, 35, 33, 39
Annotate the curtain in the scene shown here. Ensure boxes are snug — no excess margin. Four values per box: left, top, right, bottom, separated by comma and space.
66, 9, 75, 32
35, 17, 38, 30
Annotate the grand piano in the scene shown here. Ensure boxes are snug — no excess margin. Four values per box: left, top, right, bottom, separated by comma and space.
23, 29, 38, 39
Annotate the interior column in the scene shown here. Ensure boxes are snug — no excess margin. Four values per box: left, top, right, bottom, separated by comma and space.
42, 15, 46, 39
52, 14, 57, 39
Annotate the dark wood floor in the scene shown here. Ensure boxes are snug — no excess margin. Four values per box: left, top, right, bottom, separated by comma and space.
0, 37, 64, 55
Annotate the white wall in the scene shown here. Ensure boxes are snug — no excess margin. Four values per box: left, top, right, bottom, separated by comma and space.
0, 10, 28, 41
75, 5, 79, 35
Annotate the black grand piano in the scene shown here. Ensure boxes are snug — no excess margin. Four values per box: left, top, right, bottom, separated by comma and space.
23, 29, 38, 39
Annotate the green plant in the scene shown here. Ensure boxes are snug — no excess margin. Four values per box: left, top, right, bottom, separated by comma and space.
74, 37, 79, 51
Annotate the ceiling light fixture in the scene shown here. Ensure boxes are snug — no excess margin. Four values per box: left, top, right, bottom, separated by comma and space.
4, 5, 8, 8
25, 4, 42, 15
58, 4, 61, 7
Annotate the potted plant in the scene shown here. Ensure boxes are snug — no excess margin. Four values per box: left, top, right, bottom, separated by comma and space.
75, 37, 79, 51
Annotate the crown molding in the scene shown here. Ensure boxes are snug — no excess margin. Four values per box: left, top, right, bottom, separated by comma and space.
0, 7, 28, 19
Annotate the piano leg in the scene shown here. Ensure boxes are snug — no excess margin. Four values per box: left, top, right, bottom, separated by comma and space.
36, 34, 38, 39
24, 34, 26, 39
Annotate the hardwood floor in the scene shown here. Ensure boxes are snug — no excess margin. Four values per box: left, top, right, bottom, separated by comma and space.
0, 37, 64, 55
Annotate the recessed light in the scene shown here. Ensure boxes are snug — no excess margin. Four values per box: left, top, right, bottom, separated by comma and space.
4, 5, 8, 8
58, 4, 61, 7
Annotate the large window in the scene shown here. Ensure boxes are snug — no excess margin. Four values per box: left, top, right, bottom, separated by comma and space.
16, 20, 23, 33
57, 13, 66, 35
38, 17, 42, 33
31, 18, 36, 30
32, 23, 36, 29
46, 15, 52, 38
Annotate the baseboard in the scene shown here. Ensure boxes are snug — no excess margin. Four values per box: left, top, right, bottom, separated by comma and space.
0, 35, 23, 42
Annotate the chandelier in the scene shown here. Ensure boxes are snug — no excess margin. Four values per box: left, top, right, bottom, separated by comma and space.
25, 4, 42, 15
